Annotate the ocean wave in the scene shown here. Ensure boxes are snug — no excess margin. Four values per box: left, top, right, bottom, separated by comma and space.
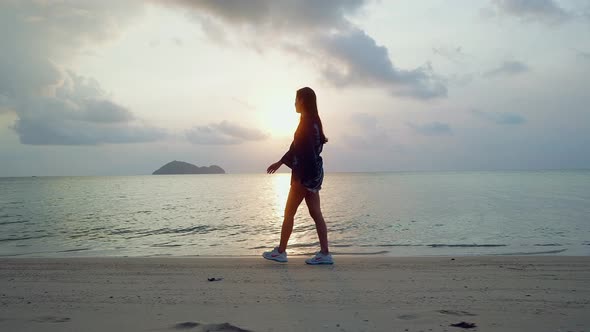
298, 250, 390, 256
428, 244, 507, 248
0, 219, 29, 226
56, 248, 91, 253
109, 228, 135, 235
497, 248, 568, 255
0, 235, 49, 242
248, 242, 321, 250
150, 243, 182, 248
360, 244, 421, 247
130, 225, 218, 238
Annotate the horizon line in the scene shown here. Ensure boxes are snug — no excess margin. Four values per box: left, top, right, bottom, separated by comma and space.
1, 168, 590, 178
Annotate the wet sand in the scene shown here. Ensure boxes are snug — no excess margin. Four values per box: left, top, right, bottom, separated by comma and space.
1, 256, 589, 331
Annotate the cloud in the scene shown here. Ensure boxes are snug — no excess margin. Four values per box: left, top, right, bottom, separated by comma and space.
0, 1, 165, 145
340, 113, 393, 149
350, 112, 378, 132
316, 29, 447, 99
163, 0, 363, 31
432, 45, 467, 63
186, 121, 268, 145
407, 122, 452, 136
13, 115, 166, 146
447, 73, 475, 87
490, 0, 571, 24
11, 71, 166, 145
160, 0, 447, 99
472, 110, 526, 125
484, 60, 530, 78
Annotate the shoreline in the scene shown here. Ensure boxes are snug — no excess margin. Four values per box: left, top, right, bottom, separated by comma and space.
1, 254, 587, 259
1, 256, 589, 331
0, 245, 585, 258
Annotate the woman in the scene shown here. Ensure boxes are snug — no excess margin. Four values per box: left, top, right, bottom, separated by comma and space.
263, 87, 333, 265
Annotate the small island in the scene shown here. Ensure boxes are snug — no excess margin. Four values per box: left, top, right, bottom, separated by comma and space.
152, 161, 225, 175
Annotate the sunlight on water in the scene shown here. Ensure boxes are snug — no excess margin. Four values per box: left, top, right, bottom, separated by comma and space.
271, 173, 290, 220
1, 171, 589, 257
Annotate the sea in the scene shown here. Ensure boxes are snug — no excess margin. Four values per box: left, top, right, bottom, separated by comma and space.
1, 171, 589, 258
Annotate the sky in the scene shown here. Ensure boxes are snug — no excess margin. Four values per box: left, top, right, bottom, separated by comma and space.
1, 0, 590, 176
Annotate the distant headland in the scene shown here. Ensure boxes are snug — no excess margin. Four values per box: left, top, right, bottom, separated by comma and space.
152, 161, 225, 175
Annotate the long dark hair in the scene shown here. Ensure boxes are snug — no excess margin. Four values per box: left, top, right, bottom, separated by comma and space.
296, 87, 328, 144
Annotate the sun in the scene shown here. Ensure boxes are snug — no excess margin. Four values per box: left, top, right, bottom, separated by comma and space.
256, 92, 299, 138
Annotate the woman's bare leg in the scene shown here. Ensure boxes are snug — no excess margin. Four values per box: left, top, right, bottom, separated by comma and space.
305, 191, 329, 254
278, 183, 306, 253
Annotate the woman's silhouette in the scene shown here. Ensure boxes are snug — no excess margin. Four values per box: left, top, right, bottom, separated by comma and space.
263, 87, 333, 265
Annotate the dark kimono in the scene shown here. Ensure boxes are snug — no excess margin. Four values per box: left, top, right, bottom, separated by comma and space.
281, 118, 324, 192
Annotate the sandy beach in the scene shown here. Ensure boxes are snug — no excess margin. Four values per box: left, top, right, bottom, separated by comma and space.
0, 256, 588, 331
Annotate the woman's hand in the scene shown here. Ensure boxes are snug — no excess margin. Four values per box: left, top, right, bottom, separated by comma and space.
266, 161, 283, 174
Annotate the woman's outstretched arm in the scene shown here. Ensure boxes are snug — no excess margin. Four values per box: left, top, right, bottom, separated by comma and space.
267, 160, 283, 174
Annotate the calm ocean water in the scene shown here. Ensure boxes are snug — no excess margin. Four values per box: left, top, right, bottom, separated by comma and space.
1, 171, 589, 257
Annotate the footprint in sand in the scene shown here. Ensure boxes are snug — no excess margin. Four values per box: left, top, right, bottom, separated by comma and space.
173, 321, 251, 331
32, 316, 71, 323
437, 310, 477, 316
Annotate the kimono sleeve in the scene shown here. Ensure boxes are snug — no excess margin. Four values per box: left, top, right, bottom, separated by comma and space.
280, 142, 296, 169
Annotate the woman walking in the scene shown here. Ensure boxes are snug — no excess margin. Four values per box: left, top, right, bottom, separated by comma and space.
263, 87, 333, 265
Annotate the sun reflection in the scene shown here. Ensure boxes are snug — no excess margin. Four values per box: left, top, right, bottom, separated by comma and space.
271, 173, 290, 220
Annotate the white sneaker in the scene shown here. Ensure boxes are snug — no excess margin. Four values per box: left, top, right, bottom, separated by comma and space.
305, 251, 334, 265
262, 247, 288, 263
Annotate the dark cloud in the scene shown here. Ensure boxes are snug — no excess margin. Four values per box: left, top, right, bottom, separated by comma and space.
186, 121, 268, 145
491, 0, 571, 24
161, 0, 447, 99
164, 0, 363, 31
0, 1, 165, 146
13, 116, 166, 146
484, 60, 530, 78
11, 71, 166, 145
316, 29, 447, 99
1, 1, 144, 60
407, 122, 452, 136
472, 110, 526, 125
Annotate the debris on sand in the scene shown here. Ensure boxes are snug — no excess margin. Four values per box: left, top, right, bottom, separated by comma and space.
174, 321, 200, 329
173, 321, 251, 331
450, 321, 477, 329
